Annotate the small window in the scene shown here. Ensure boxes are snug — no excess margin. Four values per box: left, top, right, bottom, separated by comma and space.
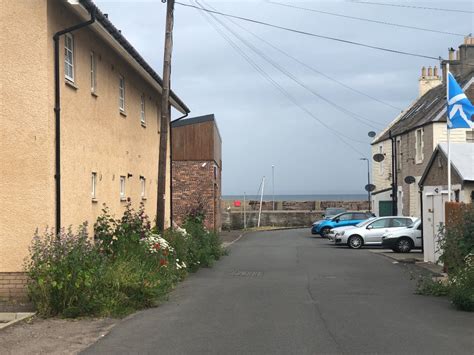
140, 176, 146, 199
120, 176, 126, 199
467, 130, 474, 143
415, 129, 424, 163
64, 34, 74, 82
119, 76, 125, 112
140, 95, 146, 125
396, 138, 402, 171
378, 145, 384, 175
90, 51, 97, 93
213, 165, 218, 180
91, 172, 97, 199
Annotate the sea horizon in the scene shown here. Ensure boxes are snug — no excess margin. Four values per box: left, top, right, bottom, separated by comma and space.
222, 194, 367, 201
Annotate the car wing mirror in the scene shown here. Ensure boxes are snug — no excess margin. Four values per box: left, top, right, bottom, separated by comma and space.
335, 218, 340, 223
366, 225, 373, 230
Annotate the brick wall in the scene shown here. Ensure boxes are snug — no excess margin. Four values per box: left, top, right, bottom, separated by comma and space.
0, 272, 28, 302
172, 160, 221, 231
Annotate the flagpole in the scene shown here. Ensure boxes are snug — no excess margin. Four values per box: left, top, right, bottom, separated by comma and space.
447, 62, 452, 202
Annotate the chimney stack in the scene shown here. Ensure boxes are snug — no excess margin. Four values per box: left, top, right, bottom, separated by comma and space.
419, 65, 441, 97
449, 48, 456, 60
441, 37, 474, 82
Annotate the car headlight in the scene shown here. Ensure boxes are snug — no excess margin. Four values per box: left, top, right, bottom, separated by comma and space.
341, 231, 345, 236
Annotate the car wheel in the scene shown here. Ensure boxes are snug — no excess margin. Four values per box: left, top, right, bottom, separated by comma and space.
348, 235, 363, 249
395, 238, 413, 253
320, 227, 331, 238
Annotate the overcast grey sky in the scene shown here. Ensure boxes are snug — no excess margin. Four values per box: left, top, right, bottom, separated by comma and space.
96, 0, 473, 195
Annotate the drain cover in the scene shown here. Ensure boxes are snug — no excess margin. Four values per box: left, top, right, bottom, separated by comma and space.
231, 270, 263, 277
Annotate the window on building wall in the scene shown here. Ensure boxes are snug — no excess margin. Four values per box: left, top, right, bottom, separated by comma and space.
140, 95, 146, 125
91, 172, 97, 199
396, 138, 402, 171
140, 176, 146, 199
120, 176, 126, 199
90, 51, 97, 93
64, 34, 74, 82
379, 145, 384, 175
119, 76, 125, 112
415, 129, 424, 163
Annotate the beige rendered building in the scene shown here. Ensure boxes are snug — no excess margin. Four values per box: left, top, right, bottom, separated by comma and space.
0, 0, 189, 299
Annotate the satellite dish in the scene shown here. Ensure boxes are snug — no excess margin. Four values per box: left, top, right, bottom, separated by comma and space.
365, 184, 376, 192
404, 176, 416, 184
373, 153, 385, 162
368, 131, 376, 138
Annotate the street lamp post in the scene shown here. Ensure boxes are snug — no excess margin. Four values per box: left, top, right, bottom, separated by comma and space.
272, 165, 275, 211
360, 158, 371, 212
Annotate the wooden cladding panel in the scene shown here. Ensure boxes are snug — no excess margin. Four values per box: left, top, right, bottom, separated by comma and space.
172, 121, 221, 163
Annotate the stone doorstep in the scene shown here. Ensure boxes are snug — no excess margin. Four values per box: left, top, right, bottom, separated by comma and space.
0, 312, 36, 330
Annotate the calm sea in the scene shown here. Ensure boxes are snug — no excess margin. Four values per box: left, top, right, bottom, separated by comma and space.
222, 194, 367, 201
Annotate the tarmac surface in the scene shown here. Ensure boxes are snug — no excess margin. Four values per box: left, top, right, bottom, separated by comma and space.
84, 228, 474, 355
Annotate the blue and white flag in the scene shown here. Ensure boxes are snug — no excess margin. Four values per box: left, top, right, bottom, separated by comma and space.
447, 72, 474, 129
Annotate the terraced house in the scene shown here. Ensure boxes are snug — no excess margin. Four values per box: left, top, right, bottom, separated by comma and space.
0, 0, 189, 301
371, 37, 474, 217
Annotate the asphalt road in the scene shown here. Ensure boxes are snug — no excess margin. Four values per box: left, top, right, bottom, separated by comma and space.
84, 229, 474, 355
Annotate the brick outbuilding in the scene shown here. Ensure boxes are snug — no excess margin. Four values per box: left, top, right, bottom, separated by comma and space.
171, 115, 222, 231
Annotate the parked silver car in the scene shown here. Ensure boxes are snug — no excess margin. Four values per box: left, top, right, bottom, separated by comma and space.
381, 219, 422, 253
331, 216, 418, 249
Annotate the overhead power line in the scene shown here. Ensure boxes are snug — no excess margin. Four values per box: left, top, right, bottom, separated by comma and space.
193, 0, 368, 156
210, 2, 401, 112
349, 0, 474, 14
199, 1, 383, 129
175, 2, 441, 61
266, 1, 466, 37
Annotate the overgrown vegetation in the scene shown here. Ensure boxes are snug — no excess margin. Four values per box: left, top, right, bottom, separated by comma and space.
416, 206, 474, 311
25, 202, 224, 318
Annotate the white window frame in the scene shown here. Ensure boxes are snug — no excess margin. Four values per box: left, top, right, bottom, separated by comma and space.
140, 94, 146, 125
91, 172, 97, 199
119, 76, 125, 112
415, 128, 424, 164
140, 176, 146, 199
64, 34, 75, 82
120, 176, 126, 200
90, 51, 97, 93
378, 145, 384, 175
396, 137, 402, 171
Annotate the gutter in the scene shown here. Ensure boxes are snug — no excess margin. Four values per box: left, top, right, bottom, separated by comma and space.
53, 10, 96, 234
169, 113, 189, 227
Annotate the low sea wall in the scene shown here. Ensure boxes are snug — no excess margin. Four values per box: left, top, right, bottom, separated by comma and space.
221, 199, 370, 230
222, 210, 324, 230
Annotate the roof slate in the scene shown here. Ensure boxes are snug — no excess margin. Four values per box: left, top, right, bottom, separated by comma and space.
373, 70, 474, 144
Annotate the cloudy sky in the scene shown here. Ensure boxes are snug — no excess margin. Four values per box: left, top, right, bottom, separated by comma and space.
95, 0, 473, 196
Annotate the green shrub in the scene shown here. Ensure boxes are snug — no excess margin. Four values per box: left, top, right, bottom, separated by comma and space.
415, 277, 450, 297
25, 225, 105, 317
450, 255, 474, 311
439, 206, 474, 274
26, 202, 224, 318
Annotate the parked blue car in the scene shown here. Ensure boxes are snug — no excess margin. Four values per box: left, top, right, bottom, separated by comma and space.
311, 211, 374, 237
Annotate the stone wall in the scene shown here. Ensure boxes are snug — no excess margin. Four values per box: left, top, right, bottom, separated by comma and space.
222, 199, 369, 212
222, 211, 324, 230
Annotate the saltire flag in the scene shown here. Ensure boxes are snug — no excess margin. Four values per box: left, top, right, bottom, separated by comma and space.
447, 72, 474, 129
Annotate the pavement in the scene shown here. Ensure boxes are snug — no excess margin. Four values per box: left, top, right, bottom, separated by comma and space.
84, 229, 474, 355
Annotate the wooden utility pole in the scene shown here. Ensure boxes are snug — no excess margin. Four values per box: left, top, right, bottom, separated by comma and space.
156, 0, 175, 231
